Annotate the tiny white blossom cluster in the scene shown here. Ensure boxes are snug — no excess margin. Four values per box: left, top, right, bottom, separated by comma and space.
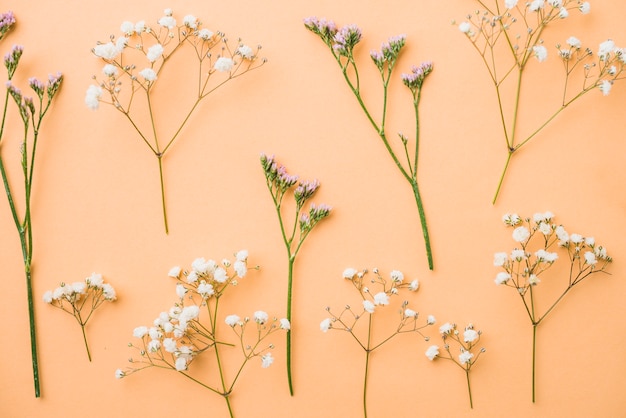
494, 212, 611, 291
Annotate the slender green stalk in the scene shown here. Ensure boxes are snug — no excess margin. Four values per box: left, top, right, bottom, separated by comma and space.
363, 315, 372, 418
466, 369, 473, 409
493, 151, 513, 204
157, 155, 168, 234
211, 298, 235, 418
80, 324, 92, 362
286, 256, 295, 396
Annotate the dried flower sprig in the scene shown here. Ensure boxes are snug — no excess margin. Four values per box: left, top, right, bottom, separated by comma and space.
0, 10, 63, 397
494, 211, 611, 402
87, 8, 265, 233
321, 268, 434, 418
304, 17, 434, 270
260, 153, 331, 396
117, 251, 288, 418
456, 1, 626, 203
425, 322, 486, 409
43, 273, 116, 361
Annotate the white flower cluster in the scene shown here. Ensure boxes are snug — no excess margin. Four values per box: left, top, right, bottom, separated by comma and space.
43, 272, 116, 305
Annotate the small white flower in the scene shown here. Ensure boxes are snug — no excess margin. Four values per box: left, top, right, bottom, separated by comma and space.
505, 0, 518, 8
115, 37, 128, 51
120, 21, 134, 35
363, 300, 375, 313
320, 318, 331, 332
86, 273, 104, 288
158, 16, 177, 29
115, 369, 125, 379
234, 260, 247, 278
186, 271, 199, 284
93, 42, 120, 60
528, 274, 541, 285
225, 314, 240, 327
458, 22, 471, 33
147, 44, 164, 62
254, 310, 269, 324
343, 268, 358, 279
570, 233, 584, 244
175, 284, 187, 298
425, 345, 440, 360
390, 270, 404, 283
600, 80, 612, 96
235, 250, 248, 262
459, 350, 474, 364
495, 272, 511, 285
43, 291, 53, 304
373, 292, 389, 306
535, 249, 558, 263
529, 0, 545, 12
85, 85, 103, 110
512, 226, 531, 242
139, 68, 157, 82
556, 225, 569, 243
214, 267, 228, 283
197, 281, 215, 298
584, 251, 597, 265
494, 252, 508, 266
280, 318, 291, 330
175, 357, 187, 371
238, 45, 253, 59
511, 249, 526, 260
585, 237, 595, 246
168, 266, 181, 278
463, 329, 479, 343
148, 327, 162, 340
539, 222, 552, 235
559, 7, 569, 18
502, 213, 521, 226
533, 45, 548, 62
439, 322, 453, 335
404, 308, 417, 318
102, 283, 116, 300
408, 279, 419, 291
566, 36, 582, 49
133, 326, 148, 338
71, 281, 86, 294
102, 64, 118, 77
163, 338, 177, 353
579, 2, 590, 14
135, 21, 146, 33
198, 28, 214, 40
192, 257, 211, 274
261, 353, 274, 368
183, 15, 198, 29
427, 315, 436, 325
214, 57, 234, 72
599, 40, 615, 60
147, 339, 161, 352
180, 305, 200, 322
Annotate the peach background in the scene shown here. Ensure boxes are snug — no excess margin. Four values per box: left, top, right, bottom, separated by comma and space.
1, 0, 625, 417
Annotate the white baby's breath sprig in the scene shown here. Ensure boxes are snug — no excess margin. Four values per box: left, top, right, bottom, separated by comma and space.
493, 211, 611, 402
322, 267, 434, 417
43, 273, 116, 362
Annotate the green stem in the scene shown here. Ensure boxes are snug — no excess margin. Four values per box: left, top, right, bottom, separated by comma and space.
25, 266, 40, 397
157, 155, 169, 234
363, 315, 372, 418
466, 369, 473, 409
286, 256, 295, 396
532, 323, 537, 403
212, 298, 235, 418
411, 181, 433, 270
80, 324, 92, 362
492, 150, 513, 205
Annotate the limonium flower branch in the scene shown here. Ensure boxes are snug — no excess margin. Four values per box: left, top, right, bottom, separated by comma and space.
456, 1, 626, 203
494, 211, 612, 402
87, 9, 265, 233
321, 268, 434, 418
304, 17, 434, 270
260, 153, 331, 396
43, 273, 116, 361
117, 251, 288, 418
425, 322, 486, 409
0, 10, 63, 397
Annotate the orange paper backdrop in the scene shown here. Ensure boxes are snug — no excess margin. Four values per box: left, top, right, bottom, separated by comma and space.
1, 0, 625, 417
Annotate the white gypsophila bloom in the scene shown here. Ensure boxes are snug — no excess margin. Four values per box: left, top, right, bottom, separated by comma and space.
458, 22, 471, 33
238, 45, 253, 59
495, 272, 511, 285
320, 318, 331, 332
609, 66, 617, 76
164, 8, 173, 16
234, 260, 247, 278
169, 306, 182, 318
158, 16, 176, 29
464, 329, 479, 343
254, 310, 269, 324
404, 308, 417, 318
102, 283, 116, 300
529, 0, 545, 12
534, 211, 554, 223
539, 222, 552, 235
511, 249, 526, 260
214, 57, 234, 72
86, 272, 104, 287
192, 257, 210, 274
390, 270, 404, 283
148, 327, 162, 340
42, 291, 53, 304
427, 315, 436, 325
585, 237, 595, 246
198, 28, 214, 40
213, 267, 228, 283
373, 292, 389, 306
570, 233, 584, 244
181, 305, 200, 322
425, 345, 439, 361
600, 80, 612, 96
439, 322, 453, 334
175, 357, 187, 371
115, 37, 128, 52
52, 286, 64, 300
71, 281, 86, 294
163, 338, 177, 353
280, 318, 291, 330
85, 85, 103, 110
120, 21, 134, 34
197, 281, 215, 298
512, 226, 531, 242
409, 279, 419, 291
147, 44, 164, 62
225, 314, 240, 327
236, 250, 248, 261
459, 350, 474, 364
533, 45, 548, 62
133, 326, 148, 338
559, 7, 569, 18
115, 369, 125, 379
599, 40, 615, 60
222, 258, 231, 267
363, 300, 375, 313
186, 271, 198, 284
535, 249, 558, 263
595, 246, 608, 259
567, 36, 582, 49
261, 353, 274, 368
555, 225, 569, 243
579, 2, 590, 14
505, 0, 518, 9
528, 274, 541, 285
102, 64, 118, 77
502, 213, 521, 226
175, 284, 187, 299
548, 0, 562, 7
147, 339, 161, 352
135, 21, 146, 33
183, 15, 198, 29
168, 266, 181, 278
94, 42, 120, 60
494, 252, 508, 266
163, 322, 174, 333
139, 68, 157, 82
343, 268, 358, 279
584, 251, 597, 265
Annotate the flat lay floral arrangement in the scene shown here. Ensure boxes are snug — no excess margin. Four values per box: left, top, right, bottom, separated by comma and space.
1, 1, 624, 417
